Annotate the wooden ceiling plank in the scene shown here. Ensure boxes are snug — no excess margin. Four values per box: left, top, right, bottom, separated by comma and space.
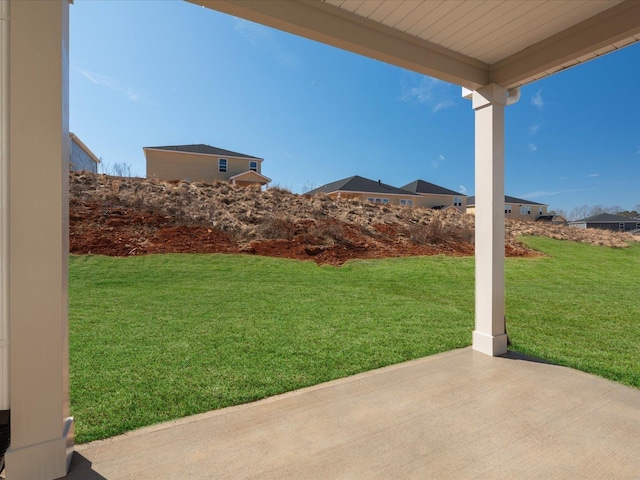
394, 1, 446, 35
480, 1, 614, 64
491, 1, 640, 88
428, 1, 503, 46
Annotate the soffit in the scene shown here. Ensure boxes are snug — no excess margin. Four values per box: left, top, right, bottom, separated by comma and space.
189, 0, 640, 89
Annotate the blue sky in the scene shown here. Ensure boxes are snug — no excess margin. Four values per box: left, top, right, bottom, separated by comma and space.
70, 1, 640, 214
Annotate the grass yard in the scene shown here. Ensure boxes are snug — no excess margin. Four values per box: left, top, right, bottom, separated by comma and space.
69, 253, 475, 443
69, 237, 640, 444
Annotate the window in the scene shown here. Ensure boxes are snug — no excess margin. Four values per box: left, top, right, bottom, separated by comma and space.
505, 205, 512, 214
619, 223, 625, 231
520, 206, 531, 215
375, 198, 382, 204
218, 158, 227, 172
367, 197, 374, 203
453, 197, 462, 207
539, 207, 544, 215
382, 198, 389, 204
401, 199, 413, 207
249, 161, 257, 172
637, 223, 640, 230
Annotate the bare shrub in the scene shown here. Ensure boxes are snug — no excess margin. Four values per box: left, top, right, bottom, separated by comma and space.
259, 216, 297, 240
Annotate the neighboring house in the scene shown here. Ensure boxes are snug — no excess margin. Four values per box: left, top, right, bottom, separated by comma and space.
536, 214, 567, 225
69, 133, 100, 173
568, 213, 640, 233
401, 179, 467, 212
307, 175, 420, 206
144, 144, 271, 187
467, 195, 548, 220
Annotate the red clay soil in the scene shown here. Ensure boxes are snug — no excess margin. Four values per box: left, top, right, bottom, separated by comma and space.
69, 173, 636, 266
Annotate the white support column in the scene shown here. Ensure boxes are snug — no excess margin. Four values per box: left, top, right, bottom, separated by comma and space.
4, 1, 73, 478
471, 84, 508, 356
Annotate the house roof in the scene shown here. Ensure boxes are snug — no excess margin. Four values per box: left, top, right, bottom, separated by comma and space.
401, 179, 465, 197
70, 133, 100, 164
194, 1, 640, 91
467, 195, 546, 207
307, 175, 419, 197
228, 170, 272, 184
144, 144, 262, 160
570, 213, 640, 224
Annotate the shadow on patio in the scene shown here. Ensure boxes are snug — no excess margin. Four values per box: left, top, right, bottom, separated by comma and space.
61, 347, 640, 479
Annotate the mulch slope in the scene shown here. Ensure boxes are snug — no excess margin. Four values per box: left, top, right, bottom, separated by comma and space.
69, 173, 636, 266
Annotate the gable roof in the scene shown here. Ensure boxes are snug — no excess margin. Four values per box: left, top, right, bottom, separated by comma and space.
571, 213, 640, 224
70, 133, 100, 164
144, 144, 261, 160
307, 175, 419, 197
401, 179, 465, 197
228, 170, 272, 184
467, 195, 546, 207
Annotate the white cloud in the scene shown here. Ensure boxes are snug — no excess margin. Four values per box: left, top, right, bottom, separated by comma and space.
234, 19, 297, 68
528, 122, 542, 136
76, 67, 141, 102
531, 89, 544, 109
431, 154, 445, 169
528, 143, 537, 152
401, 76, 456, 113
519, 188, 592, 199
432, 100, 455, 113
588, 173, 600, 177
459, 185, 467, 194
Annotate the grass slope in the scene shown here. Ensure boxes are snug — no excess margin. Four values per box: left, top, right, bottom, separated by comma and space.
69, 238, 640, 443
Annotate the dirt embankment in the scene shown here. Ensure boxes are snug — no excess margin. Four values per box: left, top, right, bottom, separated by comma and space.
69, 173, 637, 266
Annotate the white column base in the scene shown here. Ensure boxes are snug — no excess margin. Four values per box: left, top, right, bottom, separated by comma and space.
5, 417, 74, 480
472, 330, 508, 356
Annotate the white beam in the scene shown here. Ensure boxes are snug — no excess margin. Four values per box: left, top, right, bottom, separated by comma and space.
188, 0, 490, 90
471, 84, 508, 357
4, 1, 73, 478
491, 0, 640, 88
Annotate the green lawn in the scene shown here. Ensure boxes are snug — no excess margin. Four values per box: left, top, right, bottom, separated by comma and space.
69, 238, 640, 443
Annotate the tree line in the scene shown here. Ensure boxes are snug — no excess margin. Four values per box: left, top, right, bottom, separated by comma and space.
553, 204, 640, 221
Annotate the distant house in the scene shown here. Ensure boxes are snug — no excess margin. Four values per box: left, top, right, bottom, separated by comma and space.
401, 179, 467, 212
568, 213, 640, 233
144, 144, 271, 187
467, 195, 548, 220
307, 175, 420, 206
69, 133, 100, 173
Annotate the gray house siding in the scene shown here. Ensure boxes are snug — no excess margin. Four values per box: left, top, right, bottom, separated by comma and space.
70, 139, 98, 173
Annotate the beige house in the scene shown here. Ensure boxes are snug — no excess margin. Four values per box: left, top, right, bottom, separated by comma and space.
307, 175, 420, 206
467, 195, 548, 220
401, 179, 467, 212
144, 144, 271, 187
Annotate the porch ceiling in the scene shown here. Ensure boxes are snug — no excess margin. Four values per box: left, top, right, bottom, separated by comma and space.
187, 0, 640, 90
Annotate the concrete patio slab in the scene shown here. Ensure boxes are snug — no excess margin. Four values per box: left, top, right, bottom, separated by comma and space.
60, 348, 640, 479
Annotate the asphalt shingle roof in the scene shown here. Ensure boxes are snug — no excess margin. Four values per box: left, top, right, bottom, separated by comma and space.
466, 195, 546, 206
307, 175, 419, 196
572, 213, 640, 223
401, 179, 465, 196
145, 144, 261, 160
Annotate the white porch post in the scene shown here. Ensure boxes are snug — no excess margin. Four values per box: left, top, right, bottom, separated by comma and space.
471, 84, 508, 356
4, 1, 73, 478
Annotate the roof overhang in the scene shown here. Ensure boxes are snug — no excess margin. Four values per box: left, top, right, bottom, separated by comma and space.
70, 132, 100, 164
187, 0, 640, 90
229, 170, 272, 184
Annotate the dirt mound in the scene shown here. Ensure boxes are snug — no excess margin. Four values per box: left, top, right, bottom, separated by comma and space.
69, 173, 637, 265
